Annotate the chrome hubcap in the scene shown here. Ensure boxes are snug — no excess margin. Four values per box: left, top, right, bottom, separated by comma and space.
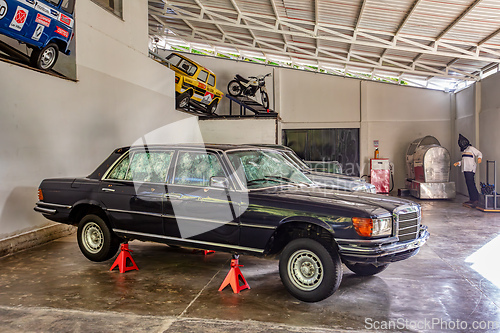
288, 249, 323, 291
40, 47, 56, 69
82, 222, 104, 254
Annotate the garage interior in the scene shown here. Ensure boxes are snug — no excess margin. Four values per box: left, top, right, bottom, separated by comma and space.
1, 0, 499, 332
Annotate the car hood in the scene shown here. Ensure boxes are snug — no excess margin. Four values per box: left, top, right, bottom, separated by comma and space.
303, 171, 375, 193
256, 185, 418, 215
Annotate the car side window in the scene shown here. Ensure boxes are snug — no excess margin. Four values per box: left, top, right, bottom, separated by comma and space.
61, 0, 75, 14
173, 152, 225, 187
179, 60, 197, 76
207, 74, 215, 87
106, 151, 173, 183
198, 71, 209, 83
107, 154, 130, 180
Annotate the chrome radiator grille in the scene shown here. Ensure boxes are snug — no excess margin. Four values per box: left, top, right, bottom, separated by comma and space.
395, 208, 420, 242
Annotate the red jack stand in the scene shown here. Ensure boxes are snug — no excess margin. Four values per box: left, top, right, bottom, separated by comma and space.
110, 243, 139, 273
218, 255, 250, 294
192, 249, 216, 256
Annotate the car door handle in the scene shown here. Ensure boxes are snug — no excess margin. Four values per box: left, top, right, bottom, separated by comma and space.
101, 188, 115, 192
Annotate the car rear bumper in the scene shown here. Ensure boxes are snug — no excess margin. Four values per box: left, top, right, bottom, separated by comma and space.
34, 202, 72, 223
337, 225, 430, 264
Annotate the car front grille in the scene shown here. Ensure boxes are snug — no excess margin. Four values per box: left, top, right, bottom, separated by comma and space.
395, 209, 420, 242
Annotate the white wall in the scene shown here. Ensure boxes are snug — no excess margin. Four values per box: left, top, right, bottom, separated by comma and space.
199, 119, 277, 144
454, 85, 476, 195
361, 81, 453, 190
0, 0, 200, 239
275, 66, 452, 189
277, 69, 361, 125
479, 72, 500, 188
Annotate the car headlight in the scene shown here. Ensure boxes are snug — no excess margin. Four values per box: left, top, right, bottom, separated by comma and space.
352, 184, 377, 193
352, 217, 392, 237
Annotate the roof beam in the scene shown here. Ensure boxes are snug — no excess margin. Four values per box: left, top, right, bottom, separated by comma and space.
379, 0, 423, 60
435, 0, 484, 41
160, 10, 500, 64
479, 28, 500, 46
348, 0, 368, 61
159, 35, 477, 81
354, 0, 368, 33
407, 0, 484, 72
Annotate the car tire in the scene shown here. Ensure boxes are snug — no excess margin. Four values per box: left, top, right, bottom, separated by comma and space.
261, 91, 269, 109
176, 92, 191, 109
207, 99, 218, 114
279, 238, 342, 302
77, 214, 120, 262
227, 80, 242, 96
30, 43, 59, 70
345, 263, 389, 276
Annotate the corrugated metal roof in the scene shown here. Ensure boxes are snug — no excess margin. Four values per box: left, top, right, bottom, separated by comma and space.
149, 0, 500, 90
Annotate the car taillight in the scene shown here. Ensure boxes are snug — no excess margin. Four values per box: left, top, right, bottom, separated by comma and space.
38, 189, 44, 201
352, 217, 373, 237
175, 76, 179, 83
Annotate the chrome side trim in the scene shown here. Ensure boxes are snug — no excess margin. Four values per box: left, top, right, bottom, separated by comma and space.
163, 213, 239, 227
112, 229, 264, 253
240, 223, 276, 230
106, 208, 163, 218
37, 202, 72, 209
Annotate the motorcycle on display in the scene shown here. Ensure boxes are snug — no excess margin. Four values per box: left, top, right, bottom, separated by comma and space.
227, 73, 272, 109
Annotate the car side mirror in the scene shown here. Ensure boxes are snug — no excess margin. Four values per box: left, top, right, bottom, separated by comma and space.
210, 177, 229, 189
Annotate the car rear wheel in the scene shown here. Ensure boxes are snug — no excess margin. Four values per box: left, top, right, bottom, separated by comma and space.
279, 238, 342, 302
207, 99, 218, 114
176, 92, 191, 109
30, 43, 59, 70
345, 263, 388, 276
77, 214, 120, 262
227, 80, 242, 96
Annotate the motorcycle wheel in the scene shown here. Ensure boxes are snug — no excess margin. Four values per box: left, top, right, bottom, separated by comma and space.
261, 91, 270, 109
227, 80, 242, 96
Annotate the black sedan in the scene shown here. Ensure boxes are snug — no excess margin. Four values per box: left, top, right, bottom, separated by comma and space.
35, 144, 429, 302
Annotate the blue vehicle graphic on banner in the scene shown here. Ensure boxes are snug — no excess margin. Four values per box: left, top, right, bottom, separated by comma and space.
0, 0, 74, 70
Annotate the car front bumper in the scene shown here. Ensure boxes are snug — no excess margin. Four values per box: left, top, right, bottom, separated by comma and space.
336, 225, 430, 265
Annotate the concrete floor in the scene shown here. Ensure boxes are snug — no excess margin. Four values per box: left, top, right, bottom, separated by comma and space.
0, 196, 499, 332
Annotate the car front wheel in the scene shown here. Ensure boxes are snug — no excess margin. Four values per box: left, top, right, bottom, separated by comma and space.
176, 92, 191, 109
77, 214, 120, 262
345, 263, 388, 276
279, 238, 342, 302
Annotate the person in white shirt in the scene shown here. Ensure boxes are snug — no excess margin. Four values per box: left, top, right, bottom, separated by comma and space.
454, 134, 482, 205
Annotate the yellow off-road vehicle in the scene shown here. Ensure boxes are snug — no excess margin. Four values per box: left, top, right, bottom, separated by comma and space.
166, 53, 223, 114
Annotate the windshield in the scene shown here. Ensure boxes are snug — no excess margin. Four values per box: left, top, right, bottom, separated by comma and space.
283, 150, 310, 170
166, 54, 198, 76
227, 150, 312, 189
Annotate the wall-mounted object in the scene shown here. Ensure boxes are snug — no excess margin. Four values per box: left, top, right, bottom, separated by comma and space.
0, 0, 75, 70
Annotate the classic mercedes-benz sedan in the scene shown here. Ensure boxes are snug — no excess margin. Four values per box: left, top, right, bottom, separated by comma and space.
35, 144, 429, 302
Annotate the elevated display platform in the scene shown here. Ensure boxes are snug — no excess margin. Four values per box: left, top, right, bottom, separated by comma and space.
226, 95, 277, 117
0, 40, 72, 80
